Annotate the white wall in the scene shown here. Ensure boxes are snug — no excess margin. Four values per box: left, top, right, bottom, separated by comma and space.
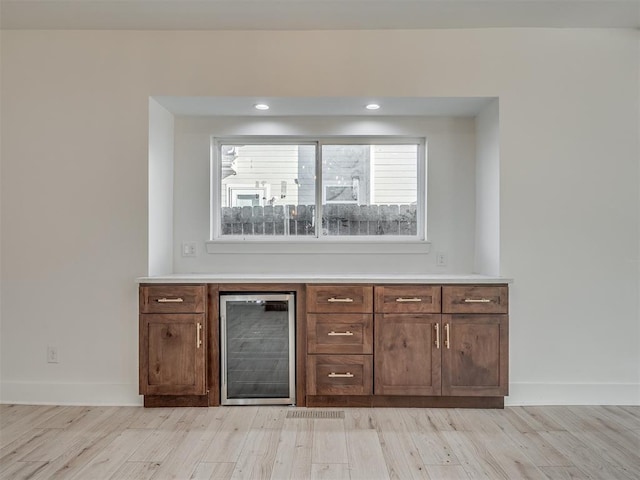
173, 115, 476, 274
474, 99, 500, 275
148, 98, 174, 276
1, 29, 638, 405
497, 30, 639, 405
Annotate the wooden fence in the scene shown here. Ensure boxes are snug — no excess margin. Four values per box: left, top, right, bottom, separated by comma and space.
220, 204, 417, 236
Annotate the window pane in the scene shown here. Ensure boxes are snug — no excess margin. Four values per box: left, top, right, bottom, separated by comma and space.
220, 144, 316, 236
321, 144, 418, 236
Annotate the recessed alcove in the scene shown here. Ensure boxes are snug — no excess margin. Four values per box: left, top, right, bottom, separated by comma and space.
148, 96, 499, 276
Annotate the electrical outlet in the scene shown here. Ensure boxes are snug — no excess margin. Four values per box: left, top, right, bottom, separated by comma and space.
182, 242, 197, 257
47, 346, 59, 363
436, 252, 448, 267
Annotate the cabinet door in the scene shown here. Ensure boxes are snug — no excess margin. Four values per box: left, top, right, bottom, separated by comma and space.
441, 314, 508, 396
140, 314, 206, 395
374, 314, 441, 396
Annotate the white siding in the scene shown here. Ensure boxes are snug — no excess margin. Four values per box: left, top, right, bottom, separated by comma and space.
222, 143, 419, 207
221, 144, 302, 206
371, 145, 417, 205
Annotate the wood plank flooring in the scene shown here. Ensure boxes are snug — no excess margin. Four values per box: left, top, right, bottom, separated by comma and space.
0, 404, 638, 479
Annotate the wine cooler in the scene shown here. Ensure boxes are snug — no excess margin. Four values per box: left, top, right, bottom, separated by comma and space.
220, 293, 296, 405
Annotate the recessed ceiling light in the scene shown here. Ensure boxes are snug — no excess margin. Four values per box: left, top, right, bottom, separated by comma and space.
254, 103, 270, 110
365, 103, 381, 110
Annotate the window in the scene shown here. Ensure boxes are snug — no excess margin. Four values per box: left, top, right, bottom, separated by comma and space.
212, 138, 425, 241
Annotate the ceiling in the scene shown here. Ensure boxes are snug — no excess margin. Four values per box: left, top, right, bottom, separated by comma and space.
154, 96, 495, 117
1, 0, 639, 30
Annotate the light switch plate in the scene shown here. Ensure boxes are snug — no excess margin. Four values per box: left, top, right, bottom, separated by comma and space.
182, 242, 197, 257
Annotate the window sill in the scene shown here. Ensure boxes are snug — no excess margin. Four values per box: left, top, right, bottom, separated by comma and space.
205, 239, 431, 255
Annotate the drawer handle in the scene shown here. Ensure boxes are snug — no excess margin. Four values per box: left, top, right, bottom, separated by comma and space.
327, 297, 354, 303
328, 372, 354, 378
196, 323, 202, 348
434, 323, 440, 349
396, 297, 422, 303
328, 331, 354, 336
464, 298, 491, 303
157, 297, 184, 303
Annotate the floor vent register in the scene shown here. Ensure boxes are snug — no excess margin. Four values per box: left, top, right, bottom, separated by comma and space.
286, 410, 345, 419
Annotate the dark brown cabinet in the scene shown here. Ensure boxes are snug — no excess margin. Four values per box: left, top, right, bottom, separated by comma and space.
374, 285, 508, 399
374, 285, 442, 396
441, 315, 508, 396
139, 285, 207, 400
140, 313, 206, 395
306, 285, 374, 396
441, 285, 508, 397
139, 281, 508, 408
374, 313, 442, 396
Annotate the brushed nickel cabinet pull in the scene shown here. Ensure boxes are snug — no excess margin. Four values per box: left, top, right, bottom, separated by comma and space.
328, 331, 354, 336
328, 372, 354, 378
327, 297, 354, 303
434, 323, 440, 349
196, 323, 202, 348
157, 297, 184, 303
444, 323, 450, 349
396, 297, 422, 303
464, 298, 491, 303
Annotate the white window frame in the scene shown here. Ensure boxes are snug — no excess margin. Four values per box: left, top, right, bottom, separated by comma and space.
208, 136, 428, 253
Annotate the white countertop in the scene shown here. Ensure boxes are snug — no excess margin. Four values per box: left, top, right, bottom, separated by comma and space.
137, 273, 511, 284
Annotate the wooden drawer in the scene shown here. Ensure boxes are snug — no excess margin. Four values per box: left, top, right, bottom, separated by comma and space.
374, 285, 441, 313
442, 285, 508, 314
140, 285, 207, 314
307, 355, 373, 395
306, 285, 373, 313
307, 314, 373, 354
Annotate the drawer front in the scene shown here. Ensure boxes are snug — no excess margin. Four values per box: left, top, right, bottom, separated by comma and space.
442, 285, 508, 314
374, 285, 441, 313
307, 355, 373, 396
307, 285, 373, 313
307, 314, 373, 354
140, 285, 207, 314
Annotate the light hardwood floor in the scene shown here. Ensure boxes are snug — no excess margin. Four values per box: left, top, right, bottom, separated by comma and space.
1, 404, 638, 479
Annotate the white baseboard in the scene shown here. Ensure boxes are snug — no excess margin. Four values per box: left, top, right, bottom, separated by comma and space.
0, 381, 143, 406
506, 382, 640, 406
2, 381, 639, 407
